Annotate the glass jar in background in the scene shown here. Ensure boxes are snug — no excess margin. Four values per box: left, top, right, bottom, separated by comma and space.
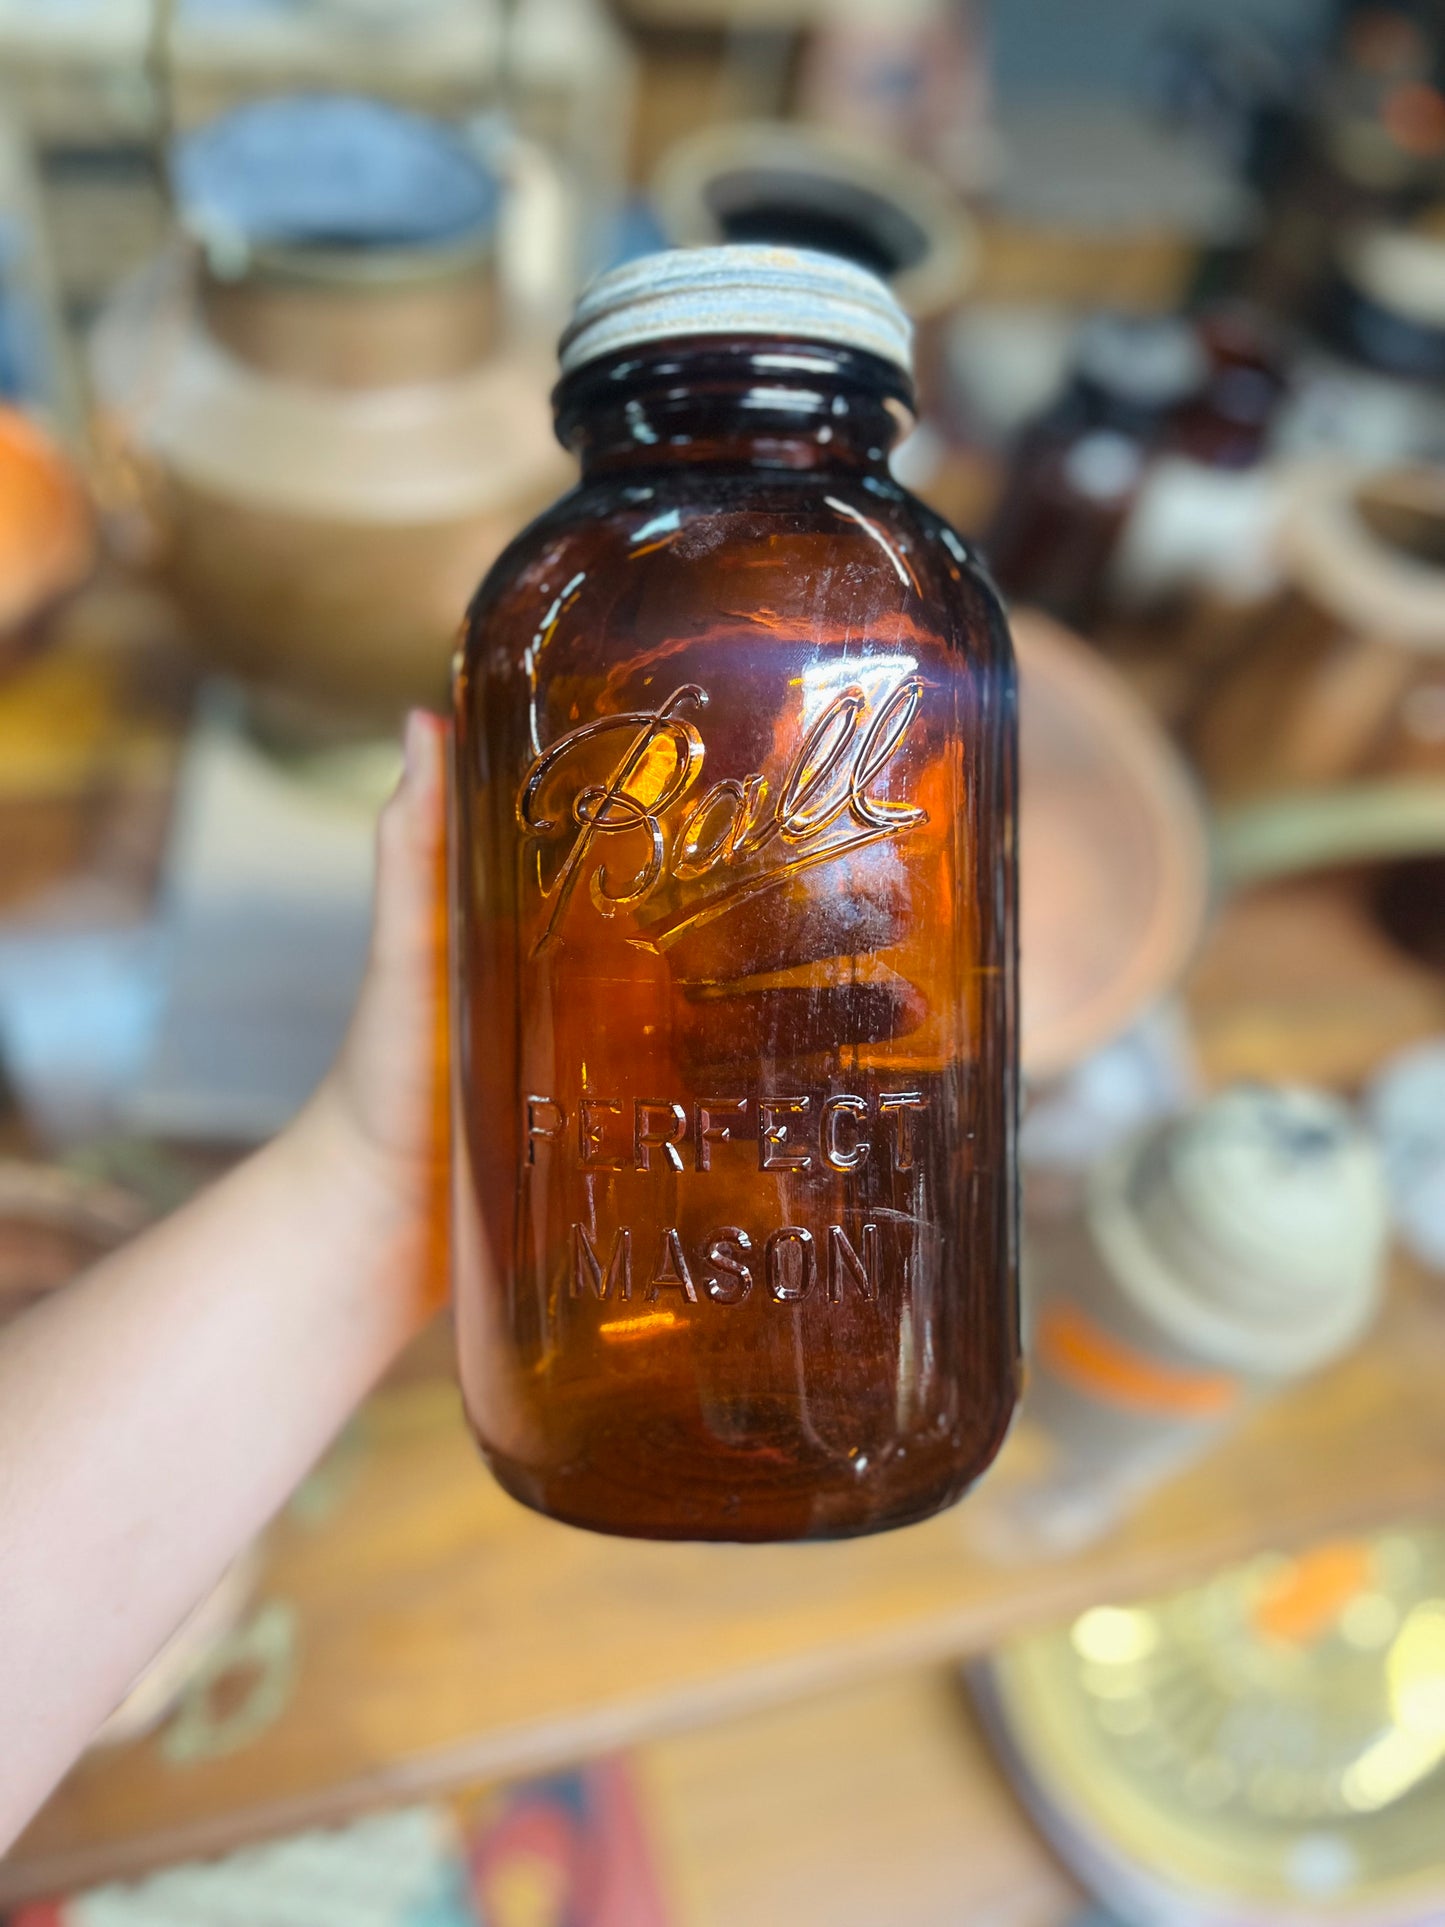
1110, 305, 1290, 611
1104, 305, 1291, 722
451, 245, 1019, 1541
1279, 222, 1445, 468
984, 314, 1206, 635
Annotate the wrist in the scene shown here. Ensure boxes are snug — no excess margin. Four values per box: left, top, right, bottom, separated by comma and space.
281, 1078, 447, 1335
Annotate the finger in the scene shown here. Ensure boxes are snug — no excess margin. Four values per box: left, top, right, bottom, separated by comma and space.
373, 709, 448, 972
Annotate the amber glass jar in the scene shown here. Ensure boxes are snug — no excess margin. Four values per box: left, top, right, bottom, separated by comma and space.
452, 246, 1018, 1540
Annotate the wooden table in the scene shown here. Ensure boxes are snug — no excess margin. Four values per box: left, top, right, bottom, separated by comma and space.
6, 1247, 1444, 1904
640, 1670, 1082, 1927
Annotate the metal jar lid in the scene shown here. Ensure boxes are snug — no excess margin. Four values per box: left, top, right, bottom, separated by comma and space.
557, 244, 915, 380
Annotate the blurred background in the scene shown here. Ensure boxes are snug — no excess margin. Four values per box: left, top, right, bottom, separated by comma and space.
1, 1, 1445, 1922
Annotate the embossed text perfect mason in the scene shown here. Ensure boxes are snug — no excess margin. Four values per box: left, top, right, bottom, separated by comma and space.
451, 246, 1019, 1541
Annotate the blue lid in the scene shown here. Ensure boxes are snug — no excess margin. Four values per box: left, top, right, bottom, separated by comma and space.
175, 94, 502, 257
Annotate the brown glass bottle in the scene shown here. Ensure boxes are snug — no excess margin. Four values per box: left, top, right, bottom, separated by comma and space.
451, 247, 1018, 1540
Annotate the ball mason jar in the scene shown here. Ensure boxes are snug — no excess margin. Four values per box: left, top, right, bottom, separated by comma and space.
452, 246, 1018, 1539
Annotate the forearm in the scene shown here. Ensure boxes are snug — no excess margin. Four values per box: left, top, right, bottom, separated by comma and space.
0, 1084, 433, 1845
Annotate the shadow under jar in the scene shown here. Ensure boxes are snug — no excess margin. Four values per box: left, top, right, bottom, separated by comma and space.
452, 246, 1018, 1540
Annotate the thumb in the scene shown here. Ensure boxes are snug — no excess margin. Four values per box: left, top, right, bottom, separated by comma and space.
371, 708, 448, 981
328, 708, 449, 1175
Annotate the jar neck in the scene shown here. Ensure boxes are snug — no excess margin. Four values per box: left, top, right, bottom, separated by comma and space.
553, 337, 915, 480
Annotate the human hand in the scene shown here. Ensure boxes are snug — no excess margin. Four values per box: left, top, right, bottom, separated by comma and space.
0, 712, 455, 1841
307, 708, 451, 1315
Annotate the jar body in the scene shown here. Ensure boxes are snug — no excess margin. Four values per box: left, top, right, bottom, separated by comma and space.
452, 449, 1018, 1539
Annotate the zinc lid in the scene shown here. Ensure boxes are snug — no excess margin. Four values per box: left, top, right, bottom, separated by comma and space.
558, 244, 914, 380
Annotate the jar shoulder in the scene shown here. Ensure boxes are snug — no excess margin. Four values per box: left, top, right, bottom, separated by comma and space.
459, 469, 1013, 685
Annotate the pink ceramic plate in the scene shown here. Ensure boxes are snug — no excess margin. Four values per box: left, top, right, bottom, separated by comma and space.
1016, 608, 1212, 1080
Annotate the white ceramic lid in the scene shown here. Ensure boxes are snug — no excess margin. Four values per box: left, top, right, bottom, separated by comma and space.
1089, 1084, 1390, 1378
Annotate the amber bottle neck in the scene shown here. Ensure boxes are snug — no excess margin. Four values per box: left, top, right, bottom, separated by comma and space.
553, 336, 915, 480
